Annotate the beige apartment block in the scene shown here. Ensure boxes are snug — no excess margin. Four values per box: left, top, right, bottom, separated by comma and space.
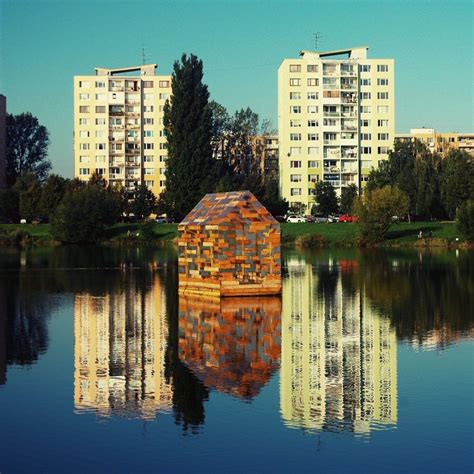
278, 47, 395, 212
73, 64, 171, 198
395, 128, 474, 157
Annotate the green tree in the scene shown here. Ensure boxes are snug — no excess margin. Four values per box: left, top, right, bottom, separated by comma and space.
161, 53, 216, 220
260, 178, 289, 217
440, 150, 474, 219
50, 184, 122, 243
413, 151, 442, 218
340, 184, 358, 214
38, 174, 69, 220
314, 181, 338, 216
6, 113, 51, 186
19, 180, 42, 221
456, 200, 474, 241
131, 184, 157, 220
353, 185, 409, 243
0, 188, 20, 223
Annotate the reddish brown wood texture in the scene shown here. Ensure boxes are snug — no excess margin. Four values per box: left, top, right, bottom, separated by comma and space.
178, 191, 281, 296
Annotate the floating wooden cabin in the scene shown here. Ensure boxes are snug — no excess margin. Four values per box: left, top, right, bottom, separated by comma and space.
178, 191, 281, 297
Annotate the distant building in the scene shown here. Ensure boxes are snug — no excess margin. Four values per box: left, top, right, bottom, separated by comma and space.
73, 64, 171, 198
251, 134, 279, 181
0, 94, 6, 189
395, 128, 474, 156
278, 46, 395, 211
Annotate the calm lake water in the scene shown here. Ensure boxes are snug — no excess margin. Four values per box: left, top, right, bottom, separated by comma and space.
0, 245, 473, 473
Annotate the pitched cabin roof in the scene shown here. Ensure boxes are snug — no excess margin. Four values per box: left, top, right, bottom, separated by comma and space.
180, 191, 278, 226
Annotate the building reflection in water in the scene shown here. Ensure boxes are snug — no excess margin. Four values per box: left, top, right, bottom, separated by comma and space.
178, 296, 281, 400
280, 256, 397, 436
74, 274, 173, 419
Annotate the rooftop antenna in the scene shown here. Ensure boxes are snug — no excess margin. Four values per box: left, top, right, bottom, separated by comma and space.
313, 32, 322, 50
141, 42, 148, 65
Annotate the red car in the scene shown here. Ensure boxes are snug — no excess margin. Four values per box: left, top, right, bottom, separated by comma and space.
338, 214, 358, 223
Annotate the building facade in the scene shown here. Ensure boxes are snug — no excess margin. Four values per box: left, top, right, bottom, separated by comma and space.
395, 128, 474, 156
278, 47, 394, 211
0, 95, 6, 189
251, 134, 279, 180
73, 65, 171, 197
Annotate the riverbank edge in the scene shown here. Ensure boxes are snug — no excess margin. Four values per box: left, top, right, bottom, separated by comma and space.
1, 222, 471, 249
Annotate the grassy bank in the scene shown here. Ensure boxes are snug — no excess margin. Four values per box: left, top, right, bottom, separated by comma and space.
0, 221, 468, 247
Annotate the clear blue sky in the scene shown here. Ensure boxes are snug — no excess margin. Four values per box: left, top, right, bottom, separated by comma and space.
0, 0, 472, 177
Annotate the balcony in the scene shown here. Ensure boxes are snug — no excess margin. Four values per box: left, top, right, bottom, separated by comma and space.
323, 111, 340, 117
109, 86, 124, 92
324, 167, 340, 173
109, 110, 125, 116
341, 96, 357, 104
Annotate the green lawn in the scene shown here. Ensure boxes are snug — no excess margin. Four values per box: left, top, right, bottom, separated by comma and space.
0, 221, 465, 246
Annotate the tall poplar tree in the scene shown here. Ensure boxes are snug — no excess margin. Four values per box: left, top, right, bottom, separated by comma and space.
162, 53, 215, 220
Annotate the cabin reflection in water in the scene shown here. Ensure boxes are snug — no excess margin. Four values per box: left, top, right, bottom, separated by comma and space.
280, 257, 398, 436
73, 277, 172, 420
178, 296, 281, 400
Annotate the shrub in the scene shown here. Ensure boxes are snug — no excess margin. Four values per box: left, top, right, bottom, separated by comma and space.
456, 200, 474, 241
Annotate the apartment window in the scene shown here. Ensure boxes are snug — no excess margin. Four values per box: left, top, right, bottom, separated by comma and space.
361, 119, 371, 127
360, 92, 371, 100
290, 147, 301, 155
378, 119, 389, 127
79, 81, 90, 88
143, 143, 154, 150
95, 93, 106, 101
144, 118, 154, 125
307, 92, 318, 100
290, 160, 302, 168
289, 78, 301, 86
307, 106, 318, 114
160, 167, 166, 175
377, 92, 388, 100
159, 143, 167, 149
143, 81, 154, 88
361, 133, 372, 140
144, 130, 154, 137
79, 118, 89, 125
290, 119, 301, 127
79, 106, 89, 113
378, 146, 389, 154
360, 106, 371, 113
144, 105, 154, 112
159, 105, 164, 112
308, 133, 318, 141
307, 120, 318, 127
79, 93, 89, 100
95, 155, 106, 163
95, 106, 106, 113
95, 81, 106, 88
95, 131, 106, 138
79, 156, 90, 163
290, 92, 301, 100
308, 147, 319, 155
160, 155, 167, 162
361, 147, 372, 154
79, 143, 90, 150
360, 79, 371, 86
360, 65, 371, 72
377, 106, 389, 113
290, 188, 302, 196
361, 160, 372, 168
378, 133, 389, 140
144, 94, 154, 101
144, 168, 154, 175
290, 133, 301, 141
159, 93, 170, 100
142, 156, 153, 163
159, 80, 170, 88
96, 118, 106, 125
79, 131, 89, 138
290, 106, 301, 114
308, 160, 319, 168
79, 168, 90, 175
160, 180, 166, 187
377, 64, 389, 72
290, 174, 302, 182
145, 180, 154, 187
289, 64, 301, 72
377, 78, 389, 86
307, 65, 318, 73
307, 78, 318, 86
96, 143, 106, 150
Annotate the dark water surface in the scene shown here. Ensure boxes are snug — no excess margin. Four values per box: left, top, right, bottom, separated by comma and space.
0, 245, 473, 473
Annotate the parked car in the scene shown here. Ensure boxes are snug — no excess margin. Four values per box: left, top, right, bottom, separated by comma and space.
305, 215, 315, 223
156, 217, 175, 223
286, 214, 306, 223
312, 216, 329, 223
338, 214, 359, 223
327, 215, 339, 223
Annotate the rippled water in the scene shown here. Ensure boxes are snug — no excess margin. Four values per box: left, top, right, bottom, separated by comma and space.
0, 245, 473, 473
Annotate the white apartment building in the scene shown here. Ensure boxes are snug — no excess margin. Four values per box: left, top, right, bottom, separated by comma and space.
278, 46, 395, 211
73, 64, 171, 198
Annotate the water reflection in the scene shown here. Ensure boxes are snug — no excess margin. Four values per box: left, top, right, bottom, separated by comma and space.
280, 256, 397, 436
178, 296, 281, 400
